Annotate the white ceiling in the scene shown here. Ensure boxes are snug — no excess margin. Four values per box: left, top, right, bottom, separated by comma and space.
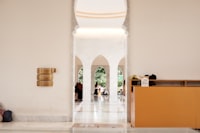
74, 0, 127, 28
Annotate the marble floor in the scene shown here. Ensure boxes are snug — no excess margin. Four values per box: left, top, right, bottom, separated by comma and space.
0, 123, 198, 133
73, 95, 127, 125
0, 95, 199, 133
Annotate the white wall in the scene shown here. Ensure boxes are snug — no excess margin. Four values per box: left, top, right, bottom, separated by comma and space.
0, 0, 73, 121
128, 0, 200, 79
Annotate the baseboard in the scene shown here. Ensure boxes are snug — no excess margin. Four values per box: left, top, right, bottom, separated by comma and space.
13, 115, 72, 122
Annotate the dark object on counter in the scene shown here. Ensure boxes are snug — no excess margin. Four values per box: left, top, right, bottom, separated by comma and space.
149, 74, 157, 86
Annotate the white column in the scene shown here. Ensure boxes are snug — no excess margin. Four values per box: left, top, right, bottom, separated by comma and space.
109, 65, 118, 102
104, 66, 110, 91
82, 63, 91, 102
91, 65, 97, 94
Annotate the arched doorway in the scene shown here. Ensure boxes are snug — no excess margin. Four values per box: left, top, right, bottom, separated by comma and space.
94, 66, 107, 93
77, 67, 83, 84
75, 56, 83, 84
91, 55, 110, 100
118, 67, 124, 95
118, 57, 126, 97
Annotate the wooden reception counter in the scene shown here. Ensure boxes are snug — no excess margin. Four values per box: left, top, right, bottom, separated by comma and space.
130, 84, 200, 128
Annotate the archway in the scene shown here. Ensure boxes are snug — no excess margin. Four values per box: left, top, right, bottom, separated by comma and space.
118, 57, 125, 96
77, 67, 83, 84
75, 56, 83, 84
118, 67, 124, 95
74, 56, 83, 102
91, 55, 109, 98
94, 66, 106, 92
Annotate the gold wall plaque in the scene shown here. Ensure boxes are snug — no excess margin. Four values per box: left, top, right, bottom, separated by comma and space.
37, 81, 53, 86
37, 74, 53, 81
37, 68, 56, 87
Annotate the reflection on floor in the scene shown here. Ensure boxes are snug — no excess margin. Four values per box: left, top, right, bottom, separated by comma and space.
72, 123, 124, 128
73, 95, 126, 126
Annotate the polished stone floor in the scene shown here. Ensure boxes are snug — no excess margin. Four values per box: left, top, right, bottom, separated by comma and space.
0, 123, 198, 133
73, 95, 126, 124
0, 95, 199, 133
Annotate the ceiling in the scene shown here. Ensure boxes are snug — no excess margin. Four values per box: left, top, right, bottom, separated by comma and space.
74, 0, 127, 28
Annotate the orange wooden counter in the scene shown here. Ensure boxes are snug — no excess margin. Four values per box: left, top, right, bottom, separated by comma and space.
131, 86, 200, 128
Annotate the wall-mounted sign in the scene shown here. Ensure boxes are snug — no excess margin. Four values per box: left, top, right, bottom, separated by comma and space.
37, 68, 56, 87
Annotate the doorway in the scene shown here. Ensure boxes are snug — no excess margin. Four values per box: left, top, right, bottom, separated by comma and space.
72, 0, 128, 124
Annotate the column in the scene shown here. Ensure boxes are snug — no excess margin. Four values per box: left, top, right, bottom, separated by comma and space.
82, 63, 91, 102
109, 65, 118, 102
91, 65, 97, 94
104, 66, 110, 92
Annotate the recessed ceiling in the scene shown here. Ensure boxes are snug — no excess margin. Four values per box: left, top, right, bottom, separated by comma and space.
74, 0, 127, 28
